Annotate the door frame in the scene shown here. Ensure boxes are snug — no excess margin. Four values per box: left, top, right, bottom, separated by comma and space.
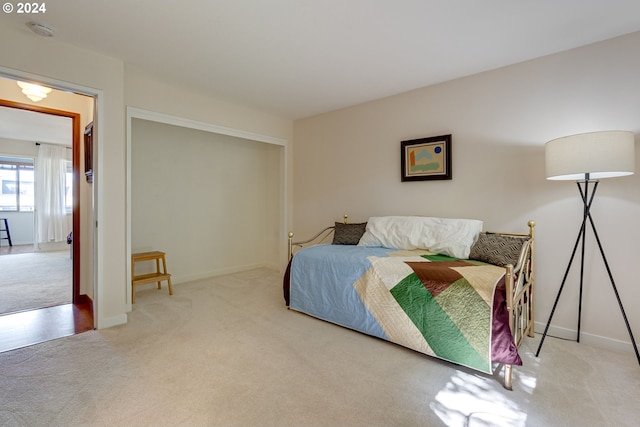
0, 99, 82, 303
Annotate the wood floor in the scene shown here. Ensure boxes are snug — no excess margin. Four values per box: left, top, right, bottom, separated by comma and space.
0, 303, 94, 353
0, 243, 33, 255
0, 245, 94, 353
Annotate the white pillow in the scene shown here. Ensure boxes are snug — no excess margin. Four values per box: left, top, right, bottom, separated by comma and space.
357, 216, 483, 259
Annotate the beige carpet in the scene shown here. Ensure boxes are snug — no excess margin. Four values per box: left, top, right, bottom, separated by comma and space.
0, 268, 638, 426
0, 250, 72, 315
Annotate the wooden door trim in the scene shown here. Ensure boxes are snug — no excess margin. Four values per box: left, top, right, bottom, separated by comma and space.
0, 99, 82, 303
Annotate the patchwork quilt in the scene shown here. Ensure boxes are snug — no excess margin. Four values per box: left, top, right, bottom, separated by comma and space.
287, 244, 515, 373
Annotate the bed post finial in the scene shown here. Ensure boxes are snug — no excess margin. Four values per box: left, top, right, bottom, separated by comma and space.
527, 220, 535, 238
343, 214, 348, 224
288, 232, 294, 260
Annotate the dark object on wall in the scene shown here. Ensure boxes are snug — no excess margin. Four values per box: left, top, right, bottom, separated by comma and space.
84, 122, 93, 183
401, 134, 452, 181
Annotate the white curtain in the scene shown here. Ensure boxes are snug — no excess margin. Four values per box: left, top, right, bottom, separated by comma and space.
36, 143, 68, 243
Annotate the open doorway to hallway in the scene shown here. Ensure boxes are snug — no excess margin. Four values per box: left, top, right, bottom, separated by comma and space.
0, 76, 94, 352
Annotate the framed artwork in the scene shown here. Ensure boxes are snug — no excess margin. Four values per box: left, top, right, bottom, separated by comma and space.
84, 121, 93, 183
401, 134, 452, 181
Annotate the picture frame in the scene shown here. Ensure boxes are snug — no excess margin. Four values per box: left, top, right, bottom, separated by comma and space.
401, 134, 452, 181
84, 121, 93, 183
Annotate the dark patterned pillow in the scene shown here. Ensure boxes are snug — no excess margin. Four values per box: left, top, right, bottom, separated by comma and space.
469, 233, 528, 267
332, 222, 367, 245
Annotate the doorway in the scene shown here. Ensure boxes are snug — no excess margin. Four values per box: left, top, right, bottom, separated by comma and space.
0, 89, 94, 351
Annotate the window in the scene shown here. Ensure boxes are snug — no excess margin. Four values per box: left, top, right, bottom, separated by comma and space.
0, 156, 72, 213
0, 157, 34, 212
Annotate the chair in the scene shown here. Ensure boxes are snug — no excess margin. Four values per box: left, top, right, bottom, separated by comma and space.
0, 218, 12, 247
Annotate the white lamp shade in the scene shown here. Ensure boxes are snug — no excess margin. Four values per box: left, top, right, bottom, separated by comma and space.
545, 130, 635, 180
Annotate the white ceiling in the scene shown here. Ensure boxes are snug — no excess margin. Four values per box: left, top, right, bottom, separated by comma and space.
2, 0, 640, 119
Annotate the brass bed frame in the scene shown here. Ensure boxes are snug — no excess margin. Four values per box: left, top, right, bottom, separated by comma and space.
287, 216, 535, 389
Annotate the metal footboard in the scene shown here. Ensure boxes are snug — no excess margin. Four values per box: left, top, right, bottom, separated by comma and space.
502, 220, 536, 389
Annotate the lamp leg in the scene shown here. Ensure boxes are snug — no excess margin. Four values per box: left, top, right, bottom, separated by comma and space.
537, 179, 640, 366
576, 179, 596, 342
587, 213, 640, 365
535, 220, 586, 357
537, 179, 592, 357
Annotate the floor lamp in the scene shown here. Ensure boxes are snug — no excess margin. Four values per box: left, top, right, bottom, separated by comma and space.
535, 130, 640, 365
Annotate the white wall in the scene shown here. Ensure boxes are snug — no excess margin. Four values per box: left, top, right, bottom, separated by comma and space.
293, 32, 640, 352
124, 66, 293, 281
125, 65, 292, 141
130, 119, 281, 285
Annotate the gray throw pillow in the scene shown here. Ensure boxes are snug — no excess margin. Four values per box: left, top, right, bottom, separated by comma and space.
332, 222, 367, 245
469, 233, 528, 267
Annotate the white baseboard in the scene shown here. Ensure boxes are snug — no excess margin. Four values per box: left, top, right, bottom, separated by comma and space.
172, 263, 270, 285
36, 241, 68, 252
534, 321, 636, 354
96, 313, 127, 329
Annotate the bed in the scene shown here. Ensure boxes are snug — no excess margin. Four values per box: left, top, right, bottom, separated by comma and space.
283, 215, 535, 389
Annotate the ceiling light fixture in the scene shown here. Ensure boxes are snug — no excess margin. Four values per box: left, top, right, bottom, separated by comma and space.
16, 81, 52, 102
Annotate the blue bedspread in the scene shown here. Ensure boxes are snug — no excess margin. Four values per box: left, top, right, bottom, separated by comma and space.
287, 243, 522, 373
290, 244, 392, 340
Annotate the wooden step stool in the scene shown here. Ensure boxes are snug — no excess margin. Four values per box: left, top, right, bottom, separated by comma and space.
131, 251, 172, 304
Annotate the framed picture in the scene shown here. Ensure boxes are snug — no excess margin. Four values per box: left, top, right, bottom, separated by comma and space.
84, 121, 93, 183
401, 134, 452, 181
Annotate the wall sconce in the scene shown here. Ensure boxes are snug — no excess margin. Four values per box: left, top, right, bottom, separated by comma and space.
16, 81, 52, 102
